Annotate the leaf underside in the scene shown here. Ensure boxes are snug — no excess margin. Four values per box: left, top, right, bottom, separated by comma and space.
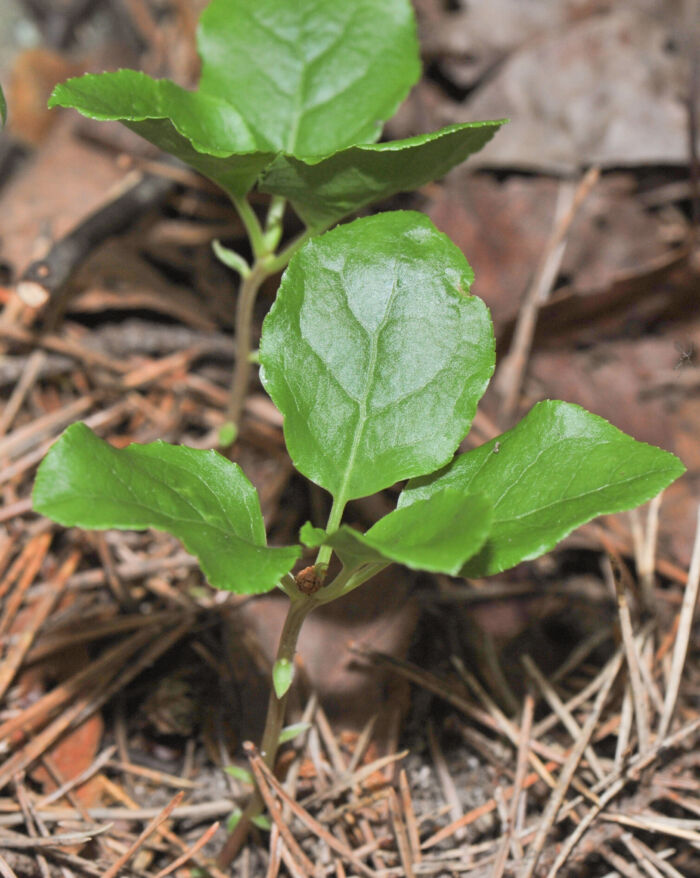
32, 423, 299, 594
260, 211, 495, 504
400, 400, 686, 577
47, 0, 504, 219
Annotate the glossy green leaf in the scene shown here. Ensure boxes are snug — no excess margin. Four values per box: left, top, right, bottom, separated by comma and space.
0, 84, 6, 127
400, 401, 686, 577
301, 490, 492, 575
260, 120, 506, 229
260, 212, 495, 504
49, 70, 274, 197
32, 423, 299, 594
198, 0, 420, 156
47, 0, 503, 218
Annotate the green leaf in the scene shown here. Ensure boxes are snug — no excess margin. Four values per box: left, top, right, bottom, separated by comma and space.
278, 722, 311, 744
49, 70, 274, 197
46, 2, 504, 222
0, 84, 6, 128
301, 490, 492, 575
224, 765, 253, 785
400, 401, 686, 577
252, 813, 272, 831
260, 211, 494, 504
32, 423, 299, 594
272, 657, 294, 698
260, 120, 506, 229
198, 0, 420, 156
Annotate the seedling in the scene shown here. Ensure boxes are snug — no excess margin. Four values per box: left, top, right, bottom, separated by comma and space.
34, 211, 684, 840
47, 0, 504, 432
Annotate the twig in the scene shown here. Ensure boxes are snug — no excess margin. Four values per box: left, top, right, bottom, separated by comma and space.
0, 350, 46, 436
0, 551, 78, 702
658, 503, 700, 740
492, 689, 534, 878
399, 769, 421, 866
518, 650, 621, 878
621, 835, 684, 878
545, 718, 700, 876
0, 826, 110, 849
243, 744, 318, 877
495, 167, 600, 419
245, 742, 378, 878
16, 170, 175, 322
605, 551, 651, 754
0, 854, 18, 878
427, 721, 464, 841
100, 791, 184, 878
14, 776, 50, 878
389, 787, 415, 878
522, 655, 606, 781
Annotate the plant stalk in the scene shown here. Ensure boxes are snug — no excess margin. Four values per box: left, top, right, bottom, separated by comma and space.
217, 594, 312, 868
227, 262, 268, 426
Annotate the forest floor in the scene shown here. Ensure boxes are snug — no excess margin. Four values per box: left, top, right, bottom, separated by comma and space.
0, 1, 699, 876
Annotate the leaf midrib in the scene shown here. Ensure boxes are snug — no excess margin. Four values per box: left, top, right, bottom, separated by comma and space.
333, 264, 401, 505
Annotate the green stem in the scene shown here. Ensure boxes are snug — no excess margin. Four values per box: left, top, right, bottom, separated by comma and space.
228, 262, 269, 426
259, 597, 311, 764
220, 595, 312, 861
233, 195, 266, 259
263, 196, 287, 252
314, 494, 346, 576
263, 227, 314, 275
314, 561, 389, 604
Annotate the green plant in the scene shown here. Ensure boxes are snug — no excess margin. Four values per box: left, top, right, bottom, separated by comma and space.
47, 0, 504, 433
33, 210, 684, 841
0, 83, 6, 128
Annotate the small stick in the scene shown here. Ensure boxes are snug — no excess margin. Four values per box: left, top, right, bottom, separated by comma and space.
14, 775, 50, 878
16, 170, 175, 322
544, 718, 700, 876
243, 744, 318, 877
534, 641, 618, 738
621, 834, 684, 878
100, 790, 184, 878
614, 687, 635, 771
427, 721, 464, 838
245, 742, 378, 878
518, 651, 621, 878
0, 551, 78, 702
496, 167, 600, 420
389, 787, 415, 878
492, 690, 534, 878
641, 493, 663, 610
0, 532, 50, 602
522, 655, 606, 781
0, 532, 52, 637
0, 854, 18, 878
420, 759, 559, 850
0, 323, 132, 374
604, 551, 651, 754
657, 503, 700, 740
152, 820, 220, 878
0, 350, 46, 437
399, 769, 421, 865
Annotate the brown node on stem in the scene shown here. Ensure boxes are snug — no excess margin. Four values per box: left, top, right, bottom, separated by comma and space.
295, 565, 322, 595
